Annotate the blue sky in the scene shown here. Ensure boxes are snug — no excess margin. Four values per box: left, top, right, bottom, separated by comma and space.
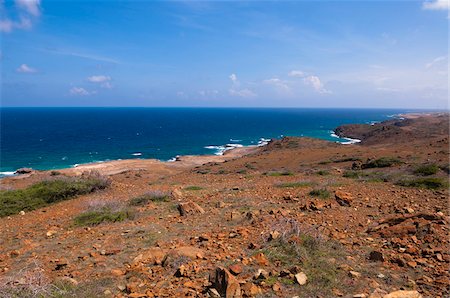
1, 0, 448, 108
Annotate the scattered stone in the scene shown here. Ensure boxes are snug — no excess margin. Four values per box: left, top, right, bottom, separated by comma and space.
272, 282, 281, 292
294, 272, 307, 285
208, 288, 221, 298
253, 253, 269, 266
229, 264, 243, 275
254, 269, 269, 280
241, 282, 260, 297
177, 201, 205, 216
383, 290, 422, 298
175, 265, 187, 277
171, 189, 183, 200
335, 191, 353, 207
368, 251, 384, 262
353, 294, 366, 298
19, 211, 25, 215
216, 201, 226, 208
268, 230, 280, 241
349, 271, 361, 278
209, 267, 241, 298
46, 230, 57, 238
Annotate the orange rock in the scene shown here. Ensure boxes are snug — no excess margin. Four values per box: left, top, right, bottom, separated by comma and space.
177, 201, 205, 216
210, 267, 241, 298
335, 190, 353, 207
253, 253, 269, 266
241, 282, 260, 297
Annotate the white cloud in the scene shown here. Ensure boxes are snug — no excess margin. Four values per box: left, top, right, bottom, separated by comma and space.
199, 90, 219, 97
1, 0, 41, 33
229, 88, 257, 98
16, 64, 37, 73
288, 70, 305, 77
303, 75, 331, 94
16, 0, 41, 16
87, 75, 113, 88
69, 87, 95, 96
425, 56, 447, 69
423, 0, 449, 10
229, 73, 238, 84
263, 78, 290, 92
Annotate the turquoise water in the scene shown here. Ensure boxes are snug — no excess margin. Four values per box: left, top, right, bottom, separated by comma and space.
0, 108, 414, 175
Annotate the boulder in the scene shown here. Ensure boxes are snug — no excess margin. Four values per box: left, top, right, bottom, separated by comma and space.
133, 247, 168, 265
177, 201, 205, 216
210, 267, 241, 298
335, 191, 353, 207
383, 290, 422, 298
294, 272, 307, 285
15, 168, 34, 174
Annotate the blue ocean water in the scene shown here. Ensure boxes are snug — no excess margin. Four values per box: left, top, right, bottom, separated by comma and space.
0, 108, 413, 174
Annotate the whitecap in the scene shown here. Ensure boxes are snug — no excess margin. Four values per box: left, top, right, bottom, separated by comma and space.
0, 171, 16, 176
131, 152, 142, 156
229, 139, 242, 142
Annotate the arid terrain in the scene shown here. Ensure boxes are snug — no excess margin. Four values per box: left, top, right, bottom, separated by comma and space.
0, 113, 448, 298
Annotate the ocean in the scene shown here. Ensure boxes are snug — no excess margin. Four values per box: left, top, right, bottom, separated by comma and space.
0, 108, 415, 175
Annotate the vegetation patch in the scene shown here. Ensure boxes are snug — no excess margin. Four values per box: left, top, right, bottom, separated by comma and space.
342, 171, 360, 179
184, 186, 203, 191
316, 170, 330, 176
396, 177, 447, 190
362, 157, 401, 169
413, 164, 439, 176
129, 190, 171, 206
332, 157, 362, 163
261, 218, 349, 296
266, 171, 294, 177
74, 207, 132, 226
0, 172, 110, 217
275, 181, 314, 188
309, 188, 330, 199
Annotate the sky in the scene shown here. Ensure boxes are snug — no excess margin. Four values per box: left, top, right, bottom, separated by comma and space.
0, 0, 448, 108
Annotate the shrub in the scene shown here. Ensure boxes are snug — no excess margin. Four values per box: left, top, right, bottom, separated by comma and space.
129, 190, 170, 206
309, 188, 330, 199
184, 186, 203, 191
266, 171, 294, 177
275, 181, 314, 188
396, 177, 447, 189
333, 157, 362, 163
316, 170, 330, 176
413, 164, 439, 176
0, 173, 110, 217
362, 157, 401, 169
343, 171, 359, 178
74, 201, 133, 226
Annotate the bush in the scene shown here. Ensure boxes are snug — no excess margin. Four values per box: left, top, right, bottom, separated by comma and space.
309, 188, 330, 199
129, 190, 171, 206
362, 157, 401, 169
184, 186, 203, 191
396, 177, 447, 189
333, 157, 361, 163
343, 171, 359, 178
316, 170, 330, 176
0, 173, 110, 217
413, 164, 439, 176
266, 171, 294, 177
74, 201, 133, 226
275, 181, 314, 188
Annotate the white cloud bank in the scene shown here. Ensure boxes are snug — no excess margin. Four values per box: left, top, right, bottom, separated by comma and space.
69, 87, 95, 96
0, 0, 41, 33
16, 64, 37, 73
228, 73, 257, 98
423, 0, 449, 10
303, 75, 331, 94
87, 75, 113, 88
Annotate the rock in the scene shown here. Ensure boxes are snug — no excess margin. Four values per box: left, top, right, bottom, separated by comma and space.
368, 251, 384, 262
349, 271, 361, 278
177, 201, 205, 216
163, 246, 205, 267
335, 191, 353, 207
216, 201, 226, 208
133, 247, 167, 265
229, 264, 243, 275
383, 290, 422, 298
210, 267, 241, 298
272, 282, 281, 292
15, 168, 33, 174
171, 189, 183, 200
241, 282, 260, 297
46, 230, 57, 238
268, 231, 280, 241
368, 288, 388, 298
353, 294, 366, 298
294, 272, 307, 285
208, 288, 221, 298
19, 211, 25, 216
175, 265, 187, 277
254, 269, 269, 280
253, 253, 269, 266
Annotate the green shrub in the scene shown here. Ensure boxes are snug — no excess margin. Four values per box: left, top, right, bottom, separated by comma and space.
74, 207, 133, 226
316, 170, 330, 176
184, 186, 203, 191
129, 190, 170, 206
0, 174, 110, 217
309, 188, 330, 199
343, 171, 359, 178
275, 181, 314, 188
362, 157, 401, 169
333, 157, 362, 163
396, 177, 447, 189
266, 171, 294, 177
413, 164, 439, 176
